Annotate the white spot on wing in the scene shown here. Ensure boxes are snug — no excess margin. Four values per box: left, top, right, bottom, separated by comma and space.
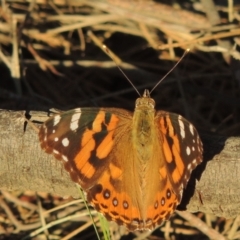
167, 190, 171, 198
62, 155, 68, 162
179, 188, 183, 198
189, 124, 194, 135
53, 149, 59, 155
178, 116, 185, 138
53, 115, 61, 126
123, 201, 128, 208
186, 146, 191, 155
54, 137, 59, 142
70, 110, 81, 131
62, 138, 69, 147
113, 199, 118, 206
104, 191, 110, 198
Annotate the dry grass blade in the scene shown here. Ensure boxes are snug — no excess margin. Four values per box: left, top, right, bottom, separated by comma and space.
176, 211, 226, 240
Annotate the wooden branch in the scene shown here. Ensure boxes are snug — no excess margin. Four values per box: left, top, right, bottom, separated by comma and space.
0, 110, 240, 220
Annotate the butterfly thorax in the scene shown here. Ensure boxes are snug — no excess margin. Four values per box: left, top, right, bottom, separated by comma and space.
132, 90, 157, 162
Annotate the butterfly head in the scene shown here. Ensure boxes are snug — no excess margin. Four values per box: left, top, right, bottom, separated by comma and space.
135, 89, 155, 110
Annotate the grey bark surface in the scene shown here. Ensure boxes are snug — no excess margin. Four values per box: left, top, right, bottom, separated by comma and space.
0, 110, 239, 219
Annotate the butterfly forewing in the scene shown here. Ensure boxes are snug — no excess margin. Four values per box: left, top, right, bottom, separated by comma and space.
156, 111, 203, 195
39, 108, 133, 188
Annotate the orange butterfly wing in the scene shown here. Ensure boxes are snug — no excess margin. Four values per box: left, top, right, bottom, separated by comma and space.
39, 106, 202, 231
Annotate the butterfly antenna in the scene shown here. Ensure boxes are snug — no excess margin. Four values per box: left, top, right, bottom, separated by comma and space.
150, 49, 190, 94
102, 45, 141, 97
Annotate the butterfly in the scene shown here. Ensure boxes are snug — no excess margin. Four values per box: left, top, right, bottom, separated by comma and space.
38, 89, 203, 231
